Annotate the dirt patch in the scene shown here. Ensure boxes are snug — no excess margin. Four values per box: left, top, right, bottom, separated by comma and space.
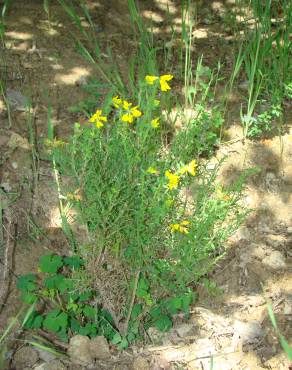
0, 1, 291, 370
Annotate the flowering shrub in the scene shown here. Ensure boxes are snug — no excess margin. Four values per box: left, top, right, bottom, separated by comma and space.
48, 73, 246, 344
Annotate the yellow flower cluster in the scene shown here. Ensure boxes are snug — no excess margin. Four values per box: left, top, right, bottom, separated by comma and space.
145, 74, 174, 92
165, 170, 180, 190
178, 160, 197, 176
164, 160, 197, 190
170, 220, 190, 234
151, 118, 160, 128
112, 96, 142, 123
89, 109, 107, 128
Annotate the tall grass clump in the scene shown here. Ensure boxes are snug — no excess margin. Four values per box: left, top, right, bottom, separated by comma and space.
238, 0, 292, 137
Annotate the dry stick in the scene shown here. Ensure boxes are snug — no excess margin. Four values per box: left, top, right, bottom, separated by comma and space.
123, 270, 140, 335
0, 198, 15, 314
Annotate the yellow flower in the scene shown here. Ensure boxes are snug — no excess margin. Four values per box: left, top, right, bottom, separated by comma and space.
145, 75, 158, 85
159, 74, 173, 92
67, 188, 82, 201
112, 96, 122, 108
120, 101, 142, 123
147, 167, 159, 174
89, 109, 107, 128
151, 118, 160, 128
121, 113, 134, 123
131, 106, 142, 118
215, 186, 230, 201
122, 100, 132, 110
170, 220, 190, 234
179, 159, 197, 176
165, 170, 180, 190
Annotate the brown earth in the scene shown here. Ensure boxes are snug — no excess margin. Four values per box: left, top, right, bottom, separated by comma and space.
0, 1, 291, 369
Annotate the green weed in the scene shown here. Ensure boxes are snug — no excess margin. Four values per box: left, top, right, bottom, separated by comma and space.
43, 71, 248, 344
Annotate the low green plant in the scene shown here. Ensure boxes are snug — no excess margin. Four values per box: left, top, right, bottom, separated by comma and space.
17, 254, 120, 343
45, 71, 248, 345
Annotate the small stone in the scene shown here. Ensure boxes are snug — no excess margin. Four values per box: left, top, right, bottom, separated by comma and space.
75, 75, 88, 87
175, 323, 195, 337
6, 89, 27, 111
13, 346, 39, 369
284, 302, 292, 315
7, 132, 30, 150
233, 320, 264, 345
262, 251, 286, 270
237, 226, 251, 241
266, 234, 286, 248
251, 243, 268, 260
287, 226, 292, 234
34, 360, 67, 370
132, 356, 149, 370
35, 347, 57, 363
12, 161, 18, 169
68, 335, 93, 366
89, 336, 111, 360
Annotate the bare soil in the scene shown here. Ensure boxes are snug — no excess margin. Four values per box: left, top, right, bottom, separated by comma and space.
0, 1, 291, 369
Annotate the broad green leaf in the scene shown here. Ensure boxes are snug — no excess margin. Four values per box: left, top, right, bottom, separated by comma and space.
111, 333, 122, 344
57, 278, 74, 294
43, 274, 65, 289
166, 297, 182, 314
70, 317, 81, 333
138, 277, 149, 292
118, 338, 129, 349
17, 274, 37, 292
78, 291, 92, 302
64, 256, 84, 269
39, 255, 63, 273
32, 315, 43, 329
43, 310, 68, 333
22, 292, 38, 304
154, 315, 172, 332
83, 305, 96, 320
43, 315, 60, 332
131, 304, 142, 319
149, 306, 162, 319
78, 325, 91, 336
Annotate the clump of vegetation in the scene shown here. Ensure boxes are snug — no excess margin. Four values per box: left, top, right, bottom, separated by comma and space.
17, 71, 248, 347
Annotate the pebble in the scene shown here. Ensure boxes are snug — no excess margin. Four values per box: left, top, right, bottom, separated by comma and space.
233, 320, 263, 345
89, 336, 111, 360
132, 356, 149, 370
6, 89, 27, 111
34, 360, 67, 370
175, 323, 195, 337
13, 346, 39, 369
68, 335, 93, 366
262, 251, 286, 270
35, 347, 57, 363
